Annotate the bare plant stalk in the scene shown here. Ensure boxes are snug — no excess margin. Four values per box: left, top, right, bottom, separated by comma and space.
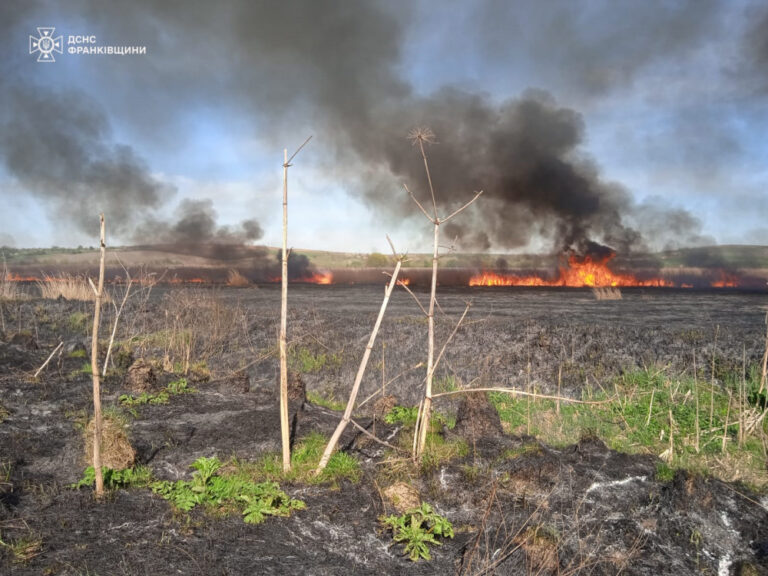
91, 214, 106, 497
415, 219, 439, 459
278, 136, 311, 473
693, 350, 700, 453
710, 325, 718, 427
739, 345, 746, 448
315, 253, 403, 474
33, 341, 63, 378
722, 390, 732, 452
103, 275, 133, 377
405, 129, 483, 458
431, 388, 613, 405
279, 148, 291, 473
557, 364, 562, 415
759, 313, 768, 395
646, 388, 655, 427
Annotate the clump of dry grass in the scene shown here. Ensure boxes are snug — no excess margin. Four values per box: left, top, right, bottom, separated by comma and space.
85, 416, 135, 470
592, 286, 622, 300
37, 274, 106, 302
0, 264, 26, 301
226, 268, 251, 287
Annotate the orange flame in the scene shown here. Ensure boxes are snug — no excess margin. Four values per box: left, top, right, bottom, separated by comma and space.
710, 272, 739, 288
470, 254, 675, 287
290, 272, 333, 284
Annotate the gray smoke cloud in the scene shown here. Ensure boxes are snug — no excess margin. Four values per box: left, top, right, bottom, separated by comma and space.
137, 199, 263, 245
2, 0, 761, 254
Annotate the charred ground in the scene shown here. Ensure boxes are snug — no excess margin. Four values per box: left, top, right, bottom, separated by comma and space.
0, 285, 767, 575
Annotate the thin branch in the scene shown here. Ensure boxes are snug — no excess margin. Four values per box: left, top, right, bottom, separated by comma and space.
431, 387, 615, 405
384, 271, 428, 316
431, 301, 471, 376
357, 362, 425, 408
285, 135, 313, 166
33, 341, 63, 378
349, 419, 405, 453
440, 190, 484, 224
403, 183, 435, 224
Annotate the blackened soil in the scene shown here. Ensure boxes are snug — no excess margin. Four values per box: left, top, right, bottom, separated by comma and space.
0, 286, 767, 575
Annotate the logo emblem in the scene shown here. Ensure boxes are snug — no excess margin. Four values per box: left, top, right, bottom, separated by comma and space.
29, 27, 63, 62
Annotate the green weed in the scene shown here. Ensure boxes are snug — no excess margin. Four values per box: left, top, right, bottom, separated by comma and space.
380, 502, 454, 561
71, 465, 152, 490
150, 456, 305, 525
384, 405, 419, 426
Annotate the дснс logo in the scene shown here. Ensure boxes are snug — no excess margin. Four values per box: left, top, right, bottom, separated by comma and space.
29, 27, 63, 62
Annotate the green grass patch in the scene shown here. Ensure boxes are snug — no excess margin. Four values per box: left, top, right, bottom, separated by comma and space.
489, 367, 768, 488
288, 346, 342, 373
67, 348, 87, 359
67, 311, 89, 333
119, 377, 193, 408
151, 457, 304, 525
238, 432, 361, 486
306, 391, 346, 411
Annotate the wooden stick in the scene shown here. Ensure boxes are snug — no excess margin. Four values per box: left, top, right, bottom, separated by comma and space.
33, 341, 63, 378
91, 214, 106, 497
315, 253, 403, 474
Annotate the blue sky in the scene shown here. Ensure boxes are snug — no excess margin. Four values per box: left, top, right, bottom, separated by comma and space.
1, 0, 766, 254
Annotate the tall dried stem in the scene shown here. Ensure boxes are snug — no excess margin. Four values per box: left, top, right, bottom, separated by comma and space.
279, 136, 311, 473
405, 128, 482, 458
91, 214, 106, 497
315, 239, 403, 474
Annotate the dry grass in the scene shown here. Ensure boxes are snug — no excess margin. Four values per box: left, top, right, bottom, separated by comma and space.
0, 265, 27, 301
592, 286, 622, 300
37, 274, 108, 302
226, 268, 251, 287
84, 416, 135, 470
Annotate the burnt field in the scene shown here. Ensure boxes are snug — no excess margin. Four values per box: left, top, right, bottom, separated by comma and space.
1, 285, 768, 575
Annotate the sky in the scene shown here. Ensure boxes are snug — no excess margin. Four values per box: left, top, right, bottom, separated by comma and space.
0, 0, 766, 255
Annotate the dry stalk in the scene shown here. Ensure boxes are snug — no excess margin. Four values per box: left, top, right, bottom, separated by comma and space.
91, 214, 107, 496
315, 238, 403, 474
279, 135, 312, 473
404, 128, 483, 459
33, 341, 63, 379
694, 350, 700, 453
431, 387, 614, 405
103, 271, 133, 377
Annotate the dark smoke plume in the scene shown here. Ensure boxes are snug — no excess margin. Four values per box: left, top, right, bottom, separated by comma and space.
138, 199, 263, 245
3, 0, 749, 256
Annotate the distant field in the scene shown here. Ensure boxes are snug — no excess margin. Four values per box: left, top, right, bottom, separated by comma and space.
3, 244, 768, 271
